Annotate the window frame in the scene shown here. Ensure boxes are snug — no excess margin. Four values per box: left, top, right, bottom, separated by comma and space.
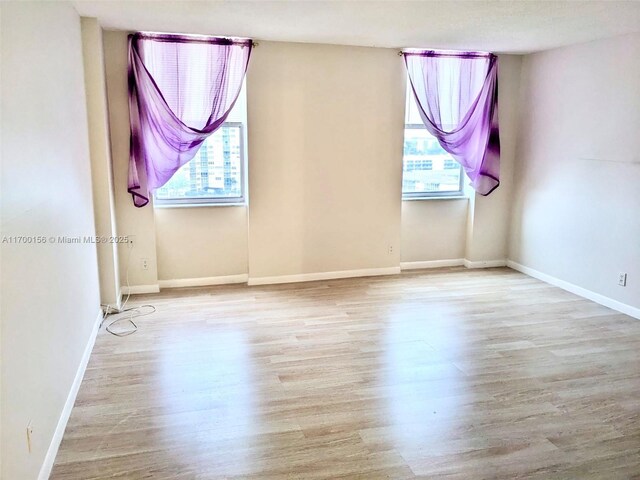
153, 122, 247, 207
402, 123, 466, 200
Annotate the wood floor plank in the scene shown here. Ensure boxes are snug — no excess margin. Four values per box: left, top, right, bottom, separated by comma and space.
50, 267, 640, 479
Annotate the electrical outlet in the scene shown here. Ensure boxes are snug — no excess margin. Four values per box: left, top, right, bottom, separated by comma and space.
26, 421, 33, 453
141, 258, 149, 270
618, 272, 627, 287
388, 245, 394, 255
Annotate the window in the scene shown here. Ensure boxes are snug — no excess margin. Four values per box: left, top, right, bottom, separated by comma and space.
403, 79, 464, 198
154, 83, 248, 206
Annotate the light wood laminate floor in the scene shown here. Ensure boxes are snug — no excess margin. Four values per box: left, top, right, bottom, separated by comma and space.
51, 268, 640, 479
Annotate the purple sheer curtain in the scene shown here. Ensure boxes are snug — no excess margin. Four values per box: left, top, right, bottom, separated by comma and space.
404, 50, 500, 195
128, 32, 252, 207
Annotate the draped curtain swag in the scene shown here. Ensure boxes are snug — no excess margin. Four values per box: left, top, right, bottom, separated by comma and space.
403, 50, 500, 195
128, 32, 252, 207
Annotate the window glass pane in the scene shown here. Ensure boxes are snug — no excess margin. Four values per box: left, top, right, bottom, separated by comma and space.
403, 78, 463, 196
403, 127, 462, 194
155, 124, 243, 201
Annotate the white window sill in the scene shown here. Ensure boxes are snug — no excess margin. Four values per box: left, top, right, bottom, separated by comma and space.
402, 195, 468, 202
153, 202, 247, 209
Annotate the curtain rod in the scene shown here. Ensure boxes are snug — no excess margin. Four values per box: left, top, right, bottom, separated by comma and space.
399, 50, 494, 58
132, 31, 258, 47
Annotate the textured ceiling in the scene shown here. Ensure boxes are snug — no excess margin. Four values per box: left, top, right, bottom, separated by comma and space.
73, 0, 640, 54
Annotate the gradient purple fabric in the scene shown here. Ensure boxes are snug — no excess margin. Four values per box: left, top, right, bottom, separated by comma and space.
128, 32, 252, 207
404, 50, 500, 195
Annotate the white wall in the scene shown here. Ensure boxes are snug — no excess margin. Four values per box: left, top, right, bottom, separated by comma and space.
0, 3, 101, 479
509, 33, 640, 310
81, 17, 121, 307
103, 36, 408, 285
102, 32, 523, 286
401, 199, 468, 262
247, 41, 405, 279
154, 206, 248, 281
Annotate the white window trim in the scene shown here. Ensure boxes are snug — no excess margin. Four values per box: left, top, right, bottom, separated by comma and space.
402, 195, 468, 202
153, 201, 246, 209
153, 122, 247, 207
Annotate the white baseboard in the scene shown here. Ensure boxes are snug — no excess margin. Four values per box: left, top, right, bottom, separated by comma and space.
38, 308, 103, 480
400, 259, 464, 270
464, 259, 507, 269
120, 284, 160, 295
121, 260, 510, 292
507, 260, 640, 320
248, 266, 401, 286
159, 274, 248, 289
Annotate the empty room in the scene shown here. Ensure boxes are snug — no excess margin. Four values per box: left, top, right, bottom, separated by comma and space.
1, 1, 640, 478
